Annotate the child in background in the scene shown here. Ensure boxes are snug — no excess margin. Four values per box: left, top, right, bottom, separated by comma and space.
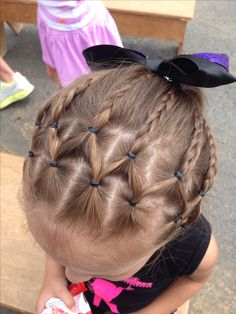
37, 0, 122, 87
22, 46, 235, 314
0, 57, 34, 109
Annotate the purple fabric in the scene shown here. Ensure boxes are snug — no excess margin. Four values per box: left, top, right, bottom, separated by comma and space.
194, 53, 229, 71
37, 9, 122, 86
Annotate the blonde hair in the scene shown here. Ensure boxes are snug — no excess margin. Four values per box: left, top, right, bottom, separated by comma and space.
22, 65, 217, 253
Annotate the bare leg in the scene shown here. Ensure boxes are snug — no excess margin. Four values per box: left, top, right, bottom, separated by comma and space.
46, 64, 60, 85
0, 57, 15, 83
0, 59, 34, 109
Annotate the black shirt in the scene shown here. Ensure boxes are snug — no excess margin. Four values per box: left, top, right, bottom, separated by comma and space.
84, 215, 211, 314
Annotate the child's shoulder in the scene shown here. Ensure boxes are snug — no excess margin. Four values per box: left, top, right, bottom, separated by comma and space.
187, 233, 218, 282
166, 214, 213, 276
132, 215, 215, 288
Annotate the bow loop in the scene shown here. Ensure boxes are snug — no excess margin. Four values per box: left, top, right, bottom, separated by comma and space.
194, 53, 229, 71
83, 44, 146, 70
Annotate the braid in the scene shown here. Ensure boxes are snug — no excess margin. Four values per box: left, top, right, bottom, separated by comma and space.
51, 77, 95, 122
180, 108, 204, 175
49, 86, 88, 158
177, 115, 217, 223
175, 108, 204, 214
126, 91, 173, 199
88, 85, 131, 179
201, 119, 218, 192
141, 96, 209, 224
132, 91, 173, 153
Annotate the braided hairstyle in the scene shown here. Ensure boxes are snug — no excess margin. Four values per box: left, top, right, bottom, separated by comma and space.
23, 64, 217, 253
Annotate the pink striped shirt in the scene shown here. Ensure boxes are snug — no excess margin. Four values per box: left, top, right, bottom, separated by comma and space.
37, 0, 108, 31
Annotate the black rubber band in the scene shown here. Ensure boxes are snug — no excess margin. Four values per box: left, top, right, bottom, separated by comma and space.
128, 151, 136, 159
28, 151, 35, 157
174, 171, 184, 181
129, 200, 137, 207
174, 213, 183, 224
50, 161, 59, 168
48, 122, 58, 129
90, 180, 99, 187
88, 127, 98, 134
198, 190, 206, 197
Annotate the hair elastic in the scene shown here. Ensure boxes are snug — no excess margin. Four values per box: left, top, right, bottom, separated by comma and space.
163, 76, 173, 82
88, 127, 98, 134
48, 122, 58, 129
198, 190, 206, 197
174, 171, 184, 181
127, 151, 136, 159
174, 213, 183, 224
90, 180, 99, 187
129, 200, 137, 207
28, 151, 35, 157
50, 161, 59, 168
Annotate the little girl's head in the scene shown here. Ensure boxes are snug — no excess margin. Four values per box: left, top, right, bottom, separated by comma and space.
22, 64, 217, 281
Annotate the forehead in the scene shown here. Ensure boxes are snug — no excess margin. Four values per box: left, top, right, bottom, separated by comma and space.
30, 206, 160, 273
52, 226, 154, 272
55, 239, 156, 279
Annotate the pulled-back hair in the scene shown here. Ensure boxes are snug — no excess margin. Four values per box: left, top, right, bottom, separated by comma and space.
22, 64, 217, 253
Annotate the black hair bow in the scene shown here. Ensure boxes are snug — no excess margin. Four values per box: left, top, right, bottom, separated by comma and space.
82, 45, 236, 88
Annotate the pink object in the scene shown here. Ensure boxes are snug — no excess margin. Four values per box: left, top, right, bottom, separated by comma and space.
37, 1, 123, 86
89, 279, 133, 314
41, 283, 92, 314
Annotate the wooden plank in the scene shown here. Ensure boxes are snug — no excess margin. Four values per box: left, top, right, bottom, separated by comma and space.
7, 21, 23, 34
0, 1, 37, 23
0, 153, 44, 313
104, 0, 196, 20
0, 0, 36, 2
111, 11, 186, 42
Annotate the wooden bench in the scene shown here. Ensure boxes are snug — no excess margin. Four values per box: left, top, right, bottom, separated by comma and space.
0, 152, 44, 313
0, 0, 196, 56
0, 152, 190, 314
